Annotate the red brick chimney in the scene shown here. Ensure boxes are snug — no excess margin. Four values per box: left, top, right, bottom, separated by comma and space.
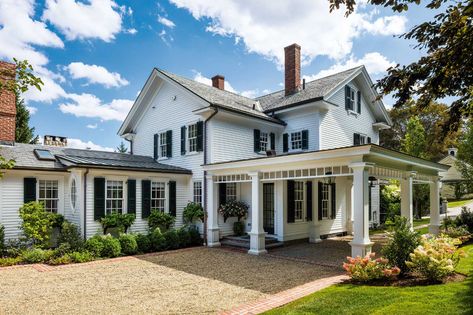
284, 43, 301, 96
0, 61, 16, 145
211, 75, 225, 90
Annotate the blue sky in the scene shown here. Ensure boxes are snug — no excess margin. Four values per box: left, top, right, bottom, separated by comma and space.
0, 0, 437, 151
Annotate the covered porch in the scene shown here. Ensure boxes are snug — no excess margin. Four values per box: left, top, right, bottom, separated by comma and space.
203, 145, 449, 257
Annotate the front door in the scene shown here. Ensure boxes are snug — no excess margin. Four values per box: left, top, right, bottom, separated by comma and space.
263, 183, 275, 234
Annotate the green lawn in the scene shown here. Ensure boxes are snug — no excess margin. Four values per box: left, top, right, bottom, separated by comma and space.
265, 244, 473, 315
370, 218, 430, 235
413, 218, 430, 227
448, 199, 473, 208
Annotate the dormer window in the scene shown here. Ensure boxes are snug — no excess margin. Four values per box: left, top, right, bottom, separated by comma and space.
354, 133, 371, 145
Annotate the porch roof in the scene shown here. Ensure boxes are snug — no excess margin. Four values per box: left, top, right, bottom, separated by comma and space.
203, 144, 449, 180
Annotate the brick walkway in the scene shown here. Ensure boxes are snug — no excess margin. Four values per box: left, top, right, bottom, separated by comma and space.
220, 274, 348, 315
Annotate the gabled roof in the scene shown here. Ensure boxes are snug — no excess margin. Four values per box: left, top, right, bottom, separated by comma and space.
0, 143, 191, 174
257, 66, 361, 112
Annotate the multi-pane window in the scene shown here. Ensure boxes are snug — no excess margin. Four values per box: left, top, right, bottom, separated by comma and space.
193, 181, 202, 205
151, 182, 166, 212
38, 180, 59, 213
291, 131, 302, 150
226, 183, 237, 201
321, 183, 330, 219
346, 86, 355, 110
294, 181, 304, 221
70, 179, 77, 210
188, 123, 198, 152
260, 132, 268, 152
159, 132, 167, 158
106, 180, 123, 214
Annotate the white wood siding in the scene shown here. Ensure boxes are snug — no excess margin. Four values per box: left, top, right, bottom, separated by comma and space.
276, 108, 320, 153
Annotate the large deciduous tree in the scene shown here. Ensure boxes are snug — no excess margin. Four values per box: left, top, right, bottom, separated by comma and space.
456, 121, 473, 192
329, 0, 473, 134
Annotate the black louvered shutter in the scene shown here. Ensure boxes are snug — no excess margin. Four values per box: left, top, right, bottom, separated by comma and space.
270, 133, 275, 150
166, 130, 173, 158
24, 177, 36, 203
219, 183, 227, 206
306, 181, 313, 221
287, 180, 295, 223
169, 181, 176, 217
142, 180, 151, 218
283, 133, 289, 152
181, 126, 186, 155
94, 177, 105, 221
302, 130, 309, 150
153, 134, 158, 160
317, 182, 323, 221
357, 90, 361, 114
354, 133, 360, 146
345, 85, 351, 110
254, 129, 261, 153
331, 183, 336, 219
196, 121, 204, 152
367, 136, 371, 144
127, 179, 136, 215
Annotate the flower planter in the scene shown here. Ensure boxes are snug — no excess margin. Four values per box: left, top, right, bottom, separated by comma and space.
233, 221, 245, 236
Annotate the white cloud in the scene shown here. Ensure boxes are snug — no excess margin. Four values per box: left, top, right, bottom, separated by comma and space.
125, 28, 137, 35
42, 0, 123, 42
67, 138, 114, 151
193, 71, 268, 98
86, 123, 98, 129
66, 62, 129, 88
170, 0, 407, 66
26, 106, 37, 115
158, 15, 176, 28
59, 93, 134, 121
303, 52, 396, 81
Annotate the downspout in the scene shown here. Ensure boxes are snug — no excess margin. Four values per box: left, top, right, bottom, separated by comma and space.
83, 168, 89, 240
203, 106, 218, 245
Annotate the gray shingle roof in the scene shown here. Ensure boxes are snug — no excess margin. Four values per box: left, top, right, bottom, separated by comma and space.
0, 143, 191, 174
256, 66, 362, 112
157, 69, 285, 125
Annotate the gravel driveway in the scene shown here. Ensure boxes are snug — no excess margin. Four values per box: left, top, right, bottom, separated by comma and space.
0, 247, 341, 314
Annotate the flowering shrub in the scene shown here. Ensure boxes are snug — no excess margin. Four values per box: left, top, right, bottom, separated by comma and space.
343, 252, 400, 282
440, 226, 471, 243
406, 235, 465, 282
218, 200, 249, 223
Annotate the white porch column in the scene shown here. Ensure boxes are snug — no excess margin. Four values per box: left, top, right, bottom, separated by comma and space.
349, 163, 374, 257
429, 178, 441, 235
309, 181, 322, 243
400, 172, 415, 228
248, 171, 267, 255
206, 175, 220, 247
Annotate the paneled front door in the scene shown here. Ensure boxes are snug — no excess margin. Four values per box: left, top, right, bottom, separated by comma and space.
263, 183, 275, 234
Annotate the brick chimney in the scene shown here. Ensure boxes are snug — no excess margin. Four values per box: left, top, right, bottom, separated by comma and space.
0, 61, 16, 145
284, 43, 301, 96
211, 75, 225, 90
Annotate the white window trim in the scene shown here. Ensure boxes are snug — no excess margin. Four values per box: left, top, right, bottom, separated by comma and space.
355, 133, 368, 145
321, 183, 331, 220
105, 179, 126, 215
70, 177, 77, 213
293, 181, 305, 222
193, 180, 203, 205
35, 176, 63, 214
150, 181, 167, 213
187, 122, 198, 154
288, 129, 304, 153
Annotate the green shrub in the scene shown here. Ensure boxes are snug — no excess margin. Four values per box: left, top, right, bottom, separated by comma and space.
177, 228, 191, 248
135, 233, 152, 253
100, 235, 121, 258
406, 235, 464, 282
188, 227, 203, 246
85, 236, 104, 257
50, 213, 65, 229
440, 226, 471, 243
343, 253, 400, 282
0, 224, 4, 254
48, 254, 73, 265
149, 228, 166, 251
0, 256, 22, 267
119, 234, 138, 255
19, 202, 54, 248
100, 213, 136, 234
69, 251, 94, 263
456, 207, 473, 232
148, 210, 175, 231
183, 202, 205, 224
163, 229, 180, 250
58, 221, 83, 251
21, 248, 54, 263
120, 214, 136, 233
442, 216, 457, 229
381, 216, 421, 275
218, 200, 248, 223
53, 243, 72, 258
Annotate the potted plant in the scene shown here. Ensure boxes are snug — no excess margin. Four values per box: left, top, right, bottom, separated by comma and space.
218, 200, 249, 236
183, 202, 205, 227
148, 210, 175, 232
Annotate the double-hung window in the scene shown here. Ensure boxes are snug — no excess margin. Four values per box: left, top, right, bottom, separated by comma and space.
294, 181, 304, 221
188, 123, 198, 153
38, 180, 59, 213
291, 131, 302, 150
106, 180, 124, 214
159, 131, 167, 158
321, 183, 330, 219
151, 182, 166, 212
259, 132, 268, 152
193, 181, 202, 205
354, 133, 370, 145
226, 183, 237, 201
346, 86, 355, 111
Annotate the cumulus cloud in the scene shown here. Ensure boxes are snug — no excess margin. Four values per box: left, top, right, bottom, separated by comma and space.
170, 0, 407, 66
193, 71, 268, 98
59, 93, 134, 121
66, 62, 129, 88
158, 15, 176, 28
86, 123, 98, 129
26, 106, 37, 115
42, 0, 123, 42
67, 138, 114, 151
304, 52, 396, 81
